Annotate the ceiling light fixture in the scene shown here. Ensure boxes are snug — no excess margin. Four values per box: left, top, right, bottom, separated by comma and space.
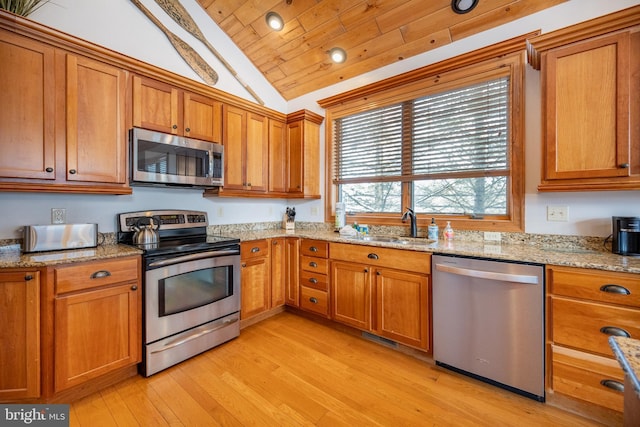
266, 11, 284, 31
451, 0, 479, 14
329, 47, 347, 64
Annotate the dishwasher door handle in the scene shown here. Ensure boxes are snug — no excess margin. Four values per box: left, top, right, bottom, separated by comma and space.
435, 263, 540, 284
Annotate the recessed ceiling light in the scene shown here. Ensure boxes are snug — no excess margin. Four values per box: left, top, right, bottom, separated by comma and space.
329, 47, 347, 64
451, 0, 479, 14
266, 12, 284, 31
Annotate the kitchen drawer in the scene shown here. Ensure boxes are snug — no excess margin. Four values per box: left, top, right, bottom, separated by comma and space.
300, 239, 328, 258
241, 239, 270, 260
330, 242, 431, 273
299, 286, 329, 317
301, 255, 328, 275
552, 297, 640, 356
552, 345, 624, 412
55, 256, 139, 294
300, 270, 328, 291
548, 265, 640, 308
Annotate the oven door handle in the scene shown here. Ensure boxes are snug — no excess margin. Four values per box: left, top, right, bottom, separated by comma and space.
148, 249, 240, 268
150, 317, 239, 354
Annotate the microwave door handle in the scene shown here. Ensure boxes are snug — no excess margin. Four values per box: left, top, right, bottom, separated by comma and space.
148, 249, 239, 268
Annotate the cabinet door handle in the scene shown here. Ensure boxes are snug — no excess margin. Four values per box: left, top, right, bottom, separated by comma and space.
273, 241, 278, 245
24, 275, 33, 281
600, 379, 624, 392
309, 278, 318, 284
310, 246, 318, 252
241, 263, 246, 268
69, 169, 77, 174
91, 270, 111, 279
185, 127, 191, 132
600, 284, 630, 295
45, 167, 53, 173
251, 247, 260, 253
364, 268, 368, 273
376, 271, 381, 276
309, 297, 318, 304
368, 253, 379, 260
131, 285, 138, 291
172, 124, 178, 129
619, 163, 630, 169
600, 326, 630, 338
309, 262, 317, 267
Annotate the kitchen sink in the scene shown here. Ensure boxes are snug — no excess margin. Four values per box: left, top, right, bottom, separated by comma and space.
346, 235, 435, 245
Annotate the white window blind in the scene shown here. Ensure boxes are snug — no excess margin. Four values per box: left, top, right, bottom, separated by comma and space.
333, 77, 509, 183
333, 104, 404, 182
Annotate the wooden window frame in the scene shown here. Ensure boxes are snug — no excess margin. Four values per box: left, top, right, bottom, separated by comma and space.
319, 33, 535, 232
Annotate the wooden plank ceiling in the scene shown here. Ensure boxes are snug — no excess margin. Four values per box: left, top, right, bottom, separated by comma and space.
197, 0, 567, 100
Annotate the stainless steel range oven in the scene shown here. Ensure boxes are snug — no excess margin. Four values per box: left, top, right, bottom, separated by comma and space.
117, 210, 240, 377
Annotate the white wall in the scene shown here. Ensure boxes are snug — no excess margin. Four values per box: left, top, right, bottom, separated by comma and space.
0, 0, 639, 238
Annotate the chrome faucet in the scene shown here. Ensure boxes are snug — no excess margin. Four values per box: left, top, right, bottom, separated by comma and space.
401, 208, 418, 238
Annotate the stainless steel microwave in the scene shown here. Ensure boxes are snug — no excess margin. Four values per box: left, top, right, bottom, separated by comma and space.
130, 128, 223, 188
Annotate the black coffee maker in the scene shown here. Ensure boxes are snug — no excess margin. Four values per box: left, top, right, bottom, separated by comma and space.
612, 216, 640, 256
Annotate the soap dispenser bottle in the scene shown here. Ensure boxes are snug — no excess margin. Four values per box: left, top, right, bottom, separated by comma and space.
427, 218, 439, 240
444, 221, 454, 240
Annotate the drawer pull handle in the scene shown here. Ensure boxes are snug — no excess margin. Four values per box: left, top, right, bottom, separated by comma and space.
600, 284, 630, 295
91, 270, 111, 279
309, 278, 318, 284
251, 247, 260, 253
368, 253, 379, 260
600, 379, 624, 393
309, 262, 317, 268
309, 297, 318, 304
131, 285, 138, 291
600, 326, 630, 338
24, 275, 33, 281
310, 246, 318, 252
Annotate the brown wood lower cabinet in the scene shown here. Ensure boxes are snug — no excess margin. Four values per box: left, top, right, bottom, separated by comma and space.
0, 270, 41, 400
547, 265, 640, 412
52, 257, 141, 393
298, 239, 330, 318
329, 243, 431, 351
240, 239, 271, 320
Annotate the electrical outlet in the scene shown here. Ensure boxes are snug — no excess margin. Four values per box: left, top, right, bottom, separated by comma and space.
311, 206, 318, 216
51, 208, 66, 224
547, 206, 569, 222
484, 232, 501, 241
216, 207, 224, 217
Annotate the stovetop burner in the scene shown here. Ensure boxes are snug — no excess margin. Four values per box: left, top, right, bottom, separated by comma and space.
116, 210, 239, 256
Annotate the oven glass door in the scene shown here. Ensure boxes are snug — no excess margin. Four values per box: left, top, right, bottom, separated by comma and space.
159, 265, 232, 316
145, 252, 240, 344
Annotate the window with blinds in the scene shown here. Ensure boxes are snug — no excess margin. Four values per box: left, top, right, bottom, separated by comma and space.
333, 76, 510, 215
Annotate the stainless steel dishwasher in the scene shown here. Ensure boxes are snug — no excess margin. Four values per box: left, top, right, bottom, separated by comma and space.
432, 254, 545, 401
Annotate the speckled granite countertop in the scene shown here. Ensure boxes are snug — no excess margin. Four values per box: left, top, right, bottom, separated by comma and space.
225, 230, 640, 274
0, 243, 142, 268
1, 227, 639, 274
609, 336, 640, 398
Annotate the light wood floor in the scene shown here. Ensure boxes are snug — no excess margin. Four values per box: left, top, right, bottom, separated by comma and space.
70, 312, 609, 426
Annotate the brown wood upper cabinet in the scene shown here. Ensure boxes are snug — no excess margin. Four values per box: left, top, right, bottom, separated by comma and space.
0, 29, 129, 194
286, 110, 324, 198
527, 8, 640, 191
219, 105, 269, 194
132, 75, 222, 143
